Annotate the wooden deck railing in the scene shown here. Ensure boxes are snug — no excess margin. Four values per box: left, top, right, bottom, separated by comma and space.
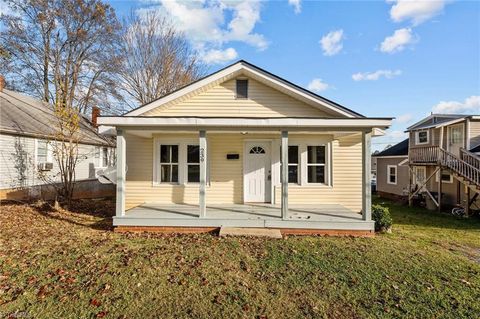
409, 146, 480, 187
409, 146, 440, 164
460, 148, 480, 171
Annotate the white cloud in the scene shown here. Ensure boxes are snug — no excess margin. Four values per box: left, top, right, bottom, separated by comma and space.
307, 78, 330, 93
386, 130, 409, 139
395, 113, 414, 124
0, 0, 15, 16
141, 0, 268, 64
389, 0, 446, 26
320, 29, 344, 56
288, 0, 301, 14
432, 96, 480, 114
380, 28, 415, 53
352, 69, 402, 81
200, 47, 238, 64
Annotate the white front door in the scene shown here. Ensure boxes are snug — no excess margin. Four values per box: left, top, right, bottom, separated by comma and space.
244, 142, 271, 203
448, 123, 464, 155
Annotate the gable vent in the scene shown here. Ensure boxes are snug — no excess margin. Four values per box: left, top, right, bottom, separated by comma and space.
236, 79, 248, 99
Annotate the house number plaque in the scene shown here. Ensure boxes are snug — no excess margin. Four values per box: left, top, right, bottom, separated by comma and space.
200, 148, 205, 162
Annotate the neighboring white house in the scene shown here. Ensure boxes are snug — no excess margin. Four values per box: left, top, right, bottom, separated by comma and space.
0, 79, 115, 200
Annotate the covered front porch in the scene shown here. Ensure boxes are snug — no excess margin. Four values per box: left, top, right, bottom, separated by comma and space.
114, 203, 374, 234
97, 117, 392, 235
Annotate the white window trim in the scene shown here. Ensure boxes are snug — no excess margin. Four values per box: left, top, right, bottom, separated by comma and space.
415, 130, 429, 145
153, 137, 207, 186
35, 139, 53, 164
305, 144, 329, 185
95, 146, 110, 169
387, 165, 397, 185
436, 170, 453, 184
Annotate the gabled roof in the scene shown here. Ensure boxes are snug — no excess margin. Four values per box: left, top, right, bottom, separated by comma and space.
374, 138, 409, 157
406, 114, 472, 131
125, 60, 364, 118
0, 89, 113, 146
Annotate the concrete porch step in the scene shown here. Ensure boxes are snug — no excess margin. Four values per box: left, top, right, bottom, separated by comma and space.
219, 227, 282, 239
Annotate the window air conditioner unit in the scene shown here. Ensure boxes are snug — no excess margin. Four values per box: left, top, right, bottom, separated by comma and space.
38, 162, 53, 171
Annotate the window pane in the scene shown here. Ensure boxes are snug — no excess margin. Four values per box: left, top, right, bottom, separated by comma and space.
308, 166, 325, 183
307, 146, 325, 164
160, 145, 170, 163
288, 146, 298, 164
187, 145, 200, 163
103, 148, 108, 166
172, 165, 178, 182
171, 145, 178, 163
160, 165, 171, 182
188, 165, 200, 182
390, 167, 396, 175
37, 141, 48, 162
288, 165, 298, 183
236, 79, 248, 98
389, 175, 396, 183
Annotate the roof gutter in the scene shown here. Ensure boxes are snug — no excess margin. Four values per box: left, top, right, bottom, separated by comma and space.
97, 116, 392, 130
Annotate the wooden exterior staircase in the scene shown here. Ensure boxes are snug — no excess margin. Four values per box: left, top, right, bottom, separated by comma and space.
410, 146, 480, 193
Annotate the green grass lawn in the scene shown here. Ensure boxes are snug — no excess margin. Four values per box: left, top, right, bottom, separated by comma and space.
0, 198, 479, 318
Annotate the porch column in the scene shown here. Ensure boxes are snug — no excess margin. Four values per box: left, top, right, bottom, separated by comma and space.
281, 130, 289, 219
199, 130, 207, 218
116, 128, 126, 217
362, 131, 372, 221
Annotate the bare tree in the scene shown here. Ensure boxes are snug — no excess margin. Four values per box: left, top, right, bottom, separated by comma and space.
37, 105, 82, 203
119, 11, 205, 109
0, 0, 123, 114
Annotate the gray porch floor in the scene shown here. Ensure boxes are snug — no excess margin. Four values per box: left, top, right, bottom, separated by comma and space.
114, 204, 374, 231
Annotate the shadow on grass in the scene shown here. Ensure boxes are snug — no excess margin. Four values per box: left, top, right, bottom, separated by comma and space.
374, 196, 480, 231
27, 199, 115, 231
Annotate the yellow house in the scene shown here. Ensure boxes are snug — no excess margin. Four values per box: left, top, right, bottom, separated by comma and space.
98, 60, 392, 235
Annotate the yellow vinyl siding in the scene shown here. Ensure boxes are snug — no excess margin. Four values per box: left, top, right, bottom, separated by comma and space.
125, 132, 363, 212
143, 78, 334, 118
275, 134, 362, 211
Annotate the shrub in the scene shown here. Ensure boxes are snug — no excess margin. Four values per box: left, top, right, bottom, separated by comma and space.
372, 204, 393, 232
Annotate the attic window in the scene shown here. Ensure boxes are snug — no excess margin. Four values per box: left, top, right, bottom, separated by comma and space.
236, 79, 248, 99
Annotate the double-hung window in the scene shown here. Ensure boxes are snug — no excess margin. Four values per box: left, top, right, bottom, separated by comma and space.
37, 140, 49, 162
160, 145, 179, 183
95, 147, 109, 167
288, 146, 299, 184
307, 146, 326, 184
387, 165, 397, 185
187, 145, 200, 183
416, 130, 429, 145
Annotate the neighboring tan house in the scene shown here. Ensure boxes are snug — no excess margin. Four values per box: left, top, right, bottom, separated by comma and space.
376, 113, 480, 212
98, 60, 392, 235
0, 79, 115, 200
374, 139, 409, 200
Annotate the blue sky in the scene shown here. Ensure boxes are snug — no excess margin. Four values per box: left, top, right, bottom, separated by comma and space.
96, 1, 479, 149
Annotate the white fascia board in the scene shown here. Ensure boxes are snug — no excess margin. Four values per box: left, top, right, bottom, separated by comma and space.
97, 117, 392, 129
125, 62, 358, 118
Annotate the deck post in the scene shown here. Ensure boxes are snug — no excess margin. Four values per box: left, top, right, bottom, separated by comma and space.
116, 128, 126, 217
199, 130, 207, 218
438, 168, 442, 212
362, 131, 372, 221
281, 130, 289, 219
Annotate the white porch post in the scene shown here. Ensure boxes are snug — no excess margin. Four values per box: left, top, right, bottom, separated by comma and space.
362, 131, 372, 221
281, 130, 289, 219
116, 128, 126, 217
199, 130, 207, 218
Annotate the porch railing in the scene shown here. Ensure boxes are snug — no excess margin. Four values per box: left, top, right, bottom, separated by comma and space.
409, 146, 480, 187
